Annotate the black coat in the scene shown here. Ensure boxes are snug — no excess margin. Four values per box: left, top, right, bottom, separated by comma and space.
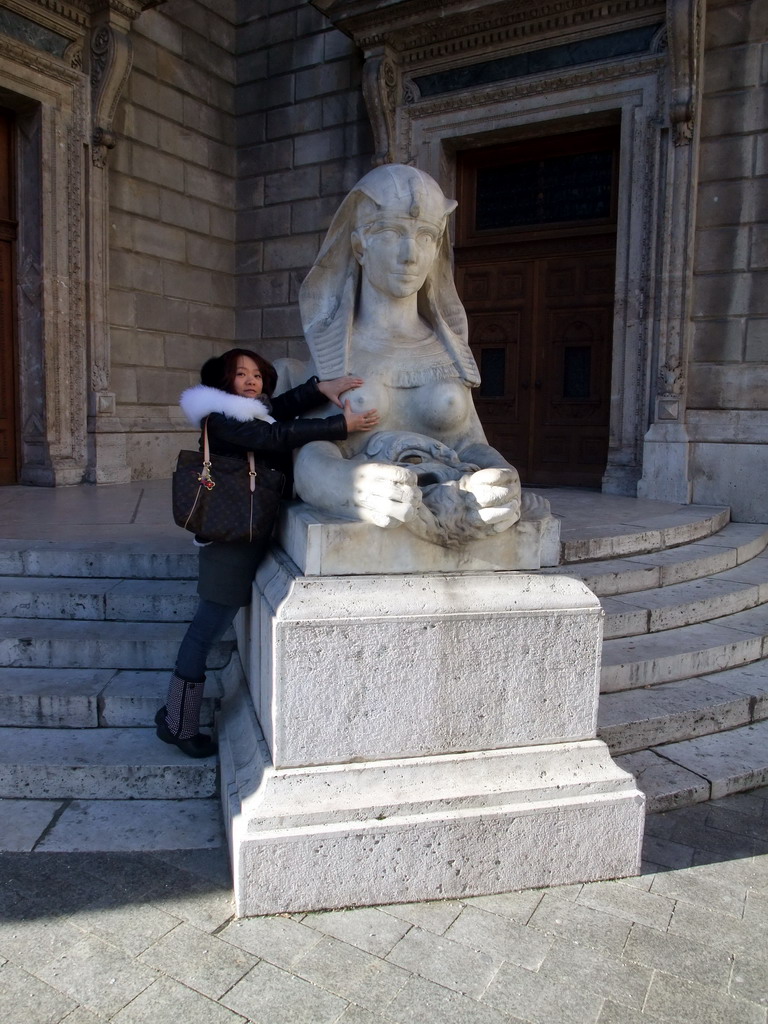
181, 378, 347, 607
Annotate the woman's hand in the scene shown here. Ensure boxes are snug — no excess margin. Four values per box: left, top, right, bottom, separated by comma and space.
317, 375, 364, 408
343, 400, 379, 433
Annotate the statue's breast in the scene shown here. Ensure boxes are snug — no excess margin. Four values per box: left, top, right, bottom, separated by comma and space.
405, 380, 472, 435
343, 377, 471, 437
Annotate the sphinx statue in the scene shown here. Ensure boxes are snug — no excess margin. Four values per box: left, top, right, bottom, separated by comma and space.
283, 164, 546, 548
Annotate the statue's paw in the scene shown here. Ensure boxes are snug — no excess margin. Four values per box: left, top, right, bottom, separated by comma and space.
461, 467, 521, 509
520, 490, 551, 519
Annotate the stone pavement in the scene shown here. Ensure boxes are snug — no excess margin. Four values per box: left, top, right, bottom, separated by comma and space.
1, 788, 767, 1024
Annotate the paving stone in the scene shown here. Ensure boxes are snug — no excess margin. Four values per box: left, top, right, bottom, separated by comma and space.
649, 862, 749, 918
336, 1006, 398, 1024
302, 907, 412, 957
386, 925, 502, 999
706, 802, 768, 842
641, 832, 695, 869
596, 1001, 670, 1024
743, 888, 768, 922
708, 787, 768, 819
380, 898, 464, 934
110, 976, 247, 1024
0, 798, 62, 852
0, 961, 78, 1024
138, 922, 256, 999
461, 889, 543, 924
36, 934, 158, 1017
218, 914, 323, 969
36, 799, 225, 852
622, 922, 734, 987
527, 892, 633, 953
221, 960, 348, 1024
148, 875, 235, 934
644, 970, 766, 1024
536, 936, 653, 1010
292, 933, 410, 1012
69, 895, 181, 957
444, 904, 552, 970
481, 958, 604, 1024
57, 1007, 107, 1024
667, 900, 768, 959
388, 974, 512, 1024
575, 878, 675, 930
0, 914, 86, 975
665, 814, 767, 859
731, 953, 768, 1007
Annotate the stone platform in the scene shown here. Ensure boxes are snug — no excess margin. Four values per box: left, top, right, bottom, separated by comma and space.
220, 518, 645, 916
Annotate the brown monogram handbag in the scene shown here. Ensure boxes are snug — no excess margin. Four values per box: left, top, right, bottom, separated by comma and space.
172, 418, 284, 543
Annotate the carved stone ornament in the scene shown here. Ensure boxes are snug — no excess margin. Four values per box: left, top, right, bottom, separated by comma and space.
658, 355, 685, 397
666, 0, 703, 145
362, 50, 398, 166
90, 21, 132, 166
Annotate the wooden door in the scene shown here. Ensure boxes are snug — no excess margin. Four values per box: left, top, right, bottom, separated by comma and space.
0, 110, 16, 485
456, 128, 619, 487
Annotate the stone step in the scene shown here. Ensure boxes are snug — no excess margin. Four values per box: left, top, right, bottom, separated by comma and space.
0, 727, 218, 800
0, 618, 233, 670
598, 661, 768, 754
601, 551, 768, 639
600, 605, 768, 692
0, 577, 199, 621
549, 522, 768, 596
0, 667, 220, 728
560, 505, 730, 564
0, 797, 225, 853
616, 719, 768, 812
0, 539, 197, 580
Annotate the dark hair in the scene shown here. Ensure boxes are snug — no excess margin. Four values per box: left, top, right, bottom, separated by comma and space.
200, 348, 278, 397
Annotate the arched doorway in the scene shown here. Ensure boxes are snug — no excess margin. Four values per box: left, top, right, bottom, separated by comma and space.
0, 108, 17, 485
455, 127, 619, 488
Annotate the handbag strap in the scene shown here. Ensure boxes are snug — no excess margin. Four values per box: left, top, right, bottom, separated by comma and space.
201, 416, 257, 493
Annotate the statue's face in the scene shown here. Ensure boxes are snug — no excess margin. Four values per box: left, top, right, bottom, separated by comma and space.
353, 216, 441, 298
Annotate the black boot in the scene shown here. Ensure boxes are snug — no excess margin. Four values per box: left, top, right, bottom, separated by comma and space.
156, 672, 217, 759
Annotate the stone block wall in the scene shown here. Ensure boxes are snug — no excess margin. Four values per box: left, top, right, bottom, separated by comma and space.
688, 0, 768, 519
235, 0, 373, 368
108, 0, 238, 478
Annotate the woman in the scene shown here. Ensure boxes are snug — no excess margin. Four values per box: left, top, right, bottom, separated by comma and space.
290, 164, 530, 546
156, 348, 378, 757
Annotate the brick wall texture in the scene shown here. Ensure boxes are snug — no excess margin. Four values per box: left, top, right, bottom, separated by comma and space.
690, 0, 768, 410
108, 0, 372, 475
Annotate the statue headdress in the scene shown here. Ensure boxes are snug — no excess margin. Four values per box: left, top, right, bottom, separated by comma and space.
299, 165, 480, 386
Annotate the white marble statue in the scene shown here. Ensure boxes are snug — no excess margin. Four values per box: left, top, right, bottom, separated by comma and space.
286, 164, 544, 548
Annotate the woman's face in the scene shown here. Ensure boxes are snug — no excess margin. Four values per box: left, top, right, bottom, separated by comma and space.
232, 356, 263, 398
353, 217, 440, 299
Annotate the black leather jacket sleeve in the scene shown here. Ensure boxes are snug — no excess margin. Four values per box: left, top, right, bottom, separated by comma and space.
205, 410, 347, 455
270, 377, 327, 420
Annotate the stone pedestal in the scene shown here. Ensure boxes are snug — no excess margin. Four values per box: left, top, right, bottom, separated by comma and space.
219, 512, 645, 917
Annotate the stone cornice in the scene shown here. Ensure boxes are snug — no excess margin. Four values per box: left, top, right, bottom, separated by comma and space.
313, 0, 666, 65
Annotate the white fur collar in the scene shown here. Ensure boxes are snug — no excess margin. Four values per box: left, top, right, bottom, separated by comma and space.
179, 385, 276, 427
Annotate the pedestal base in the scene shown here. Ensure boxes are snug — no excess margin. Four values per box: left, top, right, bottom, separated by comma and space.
220, 683, 644, 916
220, 547, 645, 916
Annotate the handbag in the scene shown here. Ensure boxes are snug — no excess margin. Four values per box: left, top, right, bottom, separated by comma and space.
172, 417, 285, 543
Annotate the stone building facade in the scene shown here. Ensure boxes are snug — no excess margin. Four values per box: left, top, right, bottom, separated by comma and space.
0, 0, 764, 521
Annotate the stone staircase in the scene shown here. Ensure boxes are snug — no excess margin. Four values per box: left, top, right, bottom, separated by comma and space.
1, 502, 767, 853
544, 508, 768, 811
0, 539, 235, 852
